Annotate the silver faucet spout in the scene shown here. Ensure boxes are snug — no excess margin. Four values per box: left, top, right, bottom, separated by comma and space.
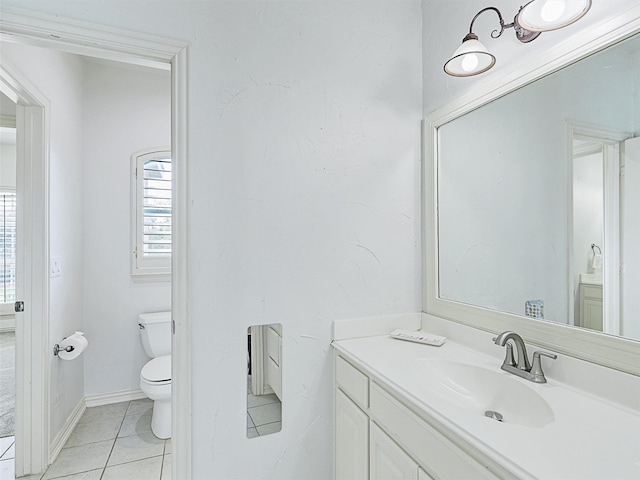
493, 331, 531, 371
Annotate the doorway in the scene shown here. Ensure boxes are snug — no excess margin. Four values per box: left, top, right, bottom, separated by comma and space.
0, 9, 190, 478
0, 95, 17, 469
569, 123, 631, 337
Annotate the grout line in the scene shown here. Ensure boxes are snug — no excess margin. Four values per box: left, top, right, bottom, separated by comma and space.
0, 439, 14, 459
103, 401, 130, 471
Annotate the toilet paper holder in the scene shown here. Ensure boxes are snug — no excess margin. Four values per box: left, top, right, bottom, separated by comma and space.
53, 342, 75, 356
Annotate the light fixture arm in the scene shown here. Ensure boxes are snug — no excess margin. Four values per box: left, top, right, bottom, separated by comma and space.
467, 7, 514, 40
445, 0, 592, 77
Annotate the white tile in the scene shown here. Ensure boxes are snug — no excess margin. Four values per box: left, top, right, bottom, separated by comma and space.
46, 469, 103, 480
79, 402, 128, 424
65, 417, 122, 447
125, 399, 153, 417
107, 432, 164, 466
42, 440, 112, 479
248, 402, 281, 427
247, 393, 280, 408
0, 441, 14, 461
161, 454, 172, 480
118, 413, 152, 438
247, 414, 255, 428
247, 428, 258, 439
0, 437, 14, 459
102, 456, 162, 480
164, 439, 172, 455
0, 458, 15, 480
256, 422, 282, 436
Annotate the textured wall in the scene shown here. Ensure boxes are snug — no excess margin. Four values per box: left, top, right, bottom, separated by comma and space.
1, 1, 423, 478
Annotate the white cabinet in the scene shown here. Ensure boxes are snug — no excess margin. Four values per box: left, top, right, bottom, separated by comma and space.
335, 389, 369, 480
335, 353, 506, 480
370, 422, 418, 480
579, 283, 603, 331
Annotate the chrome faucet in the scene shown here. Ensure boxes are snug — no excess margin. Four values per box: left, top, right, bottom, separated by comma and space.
492, 331, 557, 383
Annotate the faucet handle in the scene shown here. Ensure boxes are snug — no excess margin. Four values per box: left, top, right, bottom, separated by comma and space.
530, 350, 557, 383
503, 343, 517, 367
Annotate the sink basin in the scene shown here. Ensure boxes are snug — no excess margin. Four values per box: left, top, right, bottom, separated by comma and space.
413, 358, 554, 428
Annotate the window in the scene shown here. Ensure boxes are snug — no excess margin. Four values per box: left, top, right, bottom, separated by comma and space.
1, 190, 16, 311
132, 149, 172, 279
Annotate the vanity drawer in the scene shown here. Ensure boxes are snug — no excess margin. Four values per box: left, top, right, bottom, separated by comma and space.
370, 382, 503, 480
582, 284, 603, 299
336, 356, 369, 410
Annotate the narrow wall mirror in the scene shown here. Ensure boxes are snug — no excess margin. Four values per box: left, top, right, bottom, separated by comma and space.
247, 324, 282, 438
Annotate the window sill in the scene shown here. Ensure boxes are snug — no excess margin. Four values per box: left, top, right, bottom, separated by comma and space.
131, 272, 171, 283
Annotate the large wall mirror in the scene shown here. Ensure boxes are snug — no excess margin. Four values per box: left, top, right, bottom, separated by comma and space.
425, 14, 640, 375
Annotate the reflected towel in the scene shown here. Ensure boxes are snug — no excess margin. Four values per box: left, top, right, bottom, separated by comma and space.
591, 253, 603, 270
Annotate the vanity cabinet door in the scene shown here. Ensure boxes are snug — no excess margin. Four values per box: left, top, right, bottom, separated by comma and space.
579, 284, 603, 331
370, 422, 419, 480
335, 389, 369, 480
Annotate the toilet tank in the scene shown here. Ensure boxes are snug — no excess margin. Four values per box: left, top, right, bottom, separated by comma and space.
138, 311, 172, 358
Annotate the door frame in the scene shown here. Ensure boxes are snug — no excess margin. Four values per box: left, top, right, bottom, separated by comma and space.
0, 58, 49, 476
0, 8, 191, 478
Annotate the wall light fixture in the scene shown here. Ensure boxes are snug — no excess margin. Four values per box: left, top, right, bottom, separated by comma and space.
444, 0, 592, 77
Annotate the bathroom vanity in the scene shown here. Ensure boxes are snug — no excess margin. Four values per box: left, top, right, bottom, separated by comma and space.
333, 315, 640, 480
578, 274, 603, 331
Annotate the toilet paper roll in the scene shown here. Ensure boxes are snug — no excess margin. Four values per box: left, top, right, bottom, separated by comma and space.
58, 332, 88, 360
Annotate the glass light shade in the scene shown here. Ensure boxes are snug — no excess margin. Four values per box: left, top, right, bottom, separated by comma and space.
444, 38, 496, 77
517, 0, 591, 32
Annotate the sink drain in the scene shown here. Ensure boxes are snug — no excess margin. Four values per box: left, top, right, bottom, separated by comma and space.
484, 410, 504, 422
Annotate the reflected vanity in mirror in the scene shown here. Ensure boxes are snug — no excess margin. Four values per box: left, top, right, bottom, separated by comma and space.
425, 17, 640, 375
247, 324, 282, 438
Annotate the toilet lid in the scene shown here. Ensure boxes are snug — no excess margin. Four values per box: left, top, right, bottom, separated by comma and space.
141, 355, 171, 382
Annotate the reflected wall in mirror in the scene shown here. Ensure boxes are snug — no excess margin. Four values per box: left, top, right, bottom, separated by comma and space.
247, 324, 282, 438
437, 34, 640, 341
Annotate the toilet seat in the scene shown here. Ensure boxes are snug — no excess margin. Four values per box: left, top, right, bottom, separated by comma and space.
141, 355, 171, 384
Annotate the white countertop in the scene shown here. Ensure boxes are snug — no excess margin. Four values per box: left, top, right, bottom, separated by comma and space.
334, 333, 640, 480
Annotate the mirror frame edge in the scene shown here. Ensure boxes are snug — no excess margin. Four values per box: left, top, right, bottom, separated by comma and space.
423, 8, 640, 377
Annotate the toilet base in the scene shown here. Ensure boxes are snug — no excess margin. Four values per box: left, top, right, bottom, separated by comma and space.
151, 399, 171, 439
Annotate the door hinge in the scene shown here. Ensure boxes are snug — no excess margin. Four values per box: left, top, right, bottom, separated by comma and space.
15, 301, 24, 313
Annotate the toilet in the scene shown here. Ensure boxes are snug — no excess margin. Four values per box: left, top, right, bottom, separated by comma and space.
138, 311, 172, 439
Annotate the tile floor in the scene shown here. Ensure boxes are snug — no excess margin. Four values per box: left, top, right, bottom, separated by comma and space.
246, 376, 282, 438
0, 399, 171, 480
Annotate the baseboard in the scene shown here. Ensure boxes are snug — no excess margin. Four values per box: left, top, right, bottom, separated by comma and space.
49, 397, 85, 463
85, 388, 147, 408
49, 389, 147, 462
0, 315, 15, 332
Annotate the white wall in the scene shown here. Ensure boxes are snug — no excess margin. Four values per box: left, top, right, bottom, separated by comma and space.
1, 42, 86, 442
573, 152, 604, 278
0, 2, 423, 478
0, 141, 16, 188
623, 137, 640, 340
82, 60, 171, 396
